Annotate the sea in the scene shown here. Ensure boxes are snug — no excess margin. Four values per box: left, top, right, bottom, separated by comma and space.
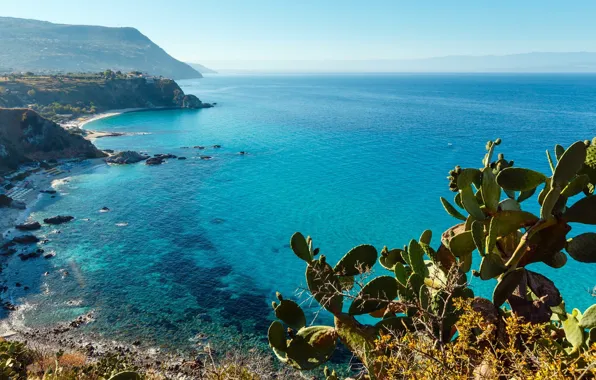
2, 73, 596, 354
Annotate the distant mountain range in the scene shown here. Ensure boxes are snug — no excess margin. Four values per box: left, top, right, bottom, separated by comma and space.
187, 63, 217, 74
0, 17, 208, 79
203, 52, 596, 73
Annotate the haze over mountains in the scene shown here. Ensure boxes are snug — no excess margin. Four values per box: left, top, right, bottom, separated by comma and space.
0, 17, 203, 79
203, 52, 596, 73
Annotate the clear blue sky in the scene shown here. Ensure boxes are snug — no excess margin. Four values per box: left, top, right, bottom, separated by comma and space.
1, 0, 595, 62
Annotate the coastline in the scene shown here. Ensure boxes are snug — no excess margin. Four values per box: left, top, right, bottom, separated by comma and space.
61, 107, 147, 131
1, 158, 107, 241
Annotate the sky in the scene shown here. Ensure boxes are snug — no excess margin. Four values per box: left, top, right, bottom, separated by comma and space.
1, 0, 595, 67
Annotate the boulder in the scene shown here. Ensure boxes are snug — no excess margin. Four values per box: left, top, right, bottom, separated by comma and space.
44, 215, 74, 225
0, 248, 16, 256
177, 157, 187, 160
145, 157, 164, 166
105, 151, 149, 164
16, 221, 41, 231
0, 194, 13, 208
19, 251, 42, 261
12, 235, 39, 244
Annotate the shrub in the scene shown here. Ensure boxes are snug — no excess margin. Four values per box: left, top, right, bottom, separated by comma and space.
268, 138, 596, 379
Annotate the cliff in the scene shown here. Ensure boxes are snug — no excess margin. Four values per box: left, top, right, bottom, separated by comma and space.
0, 17, 201, 80
0, 108, 106, 173
0, 73, 210, 121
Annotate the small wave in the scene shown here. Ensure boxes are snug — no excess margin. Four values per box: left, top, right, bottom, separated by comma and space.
116, 222, 129, 227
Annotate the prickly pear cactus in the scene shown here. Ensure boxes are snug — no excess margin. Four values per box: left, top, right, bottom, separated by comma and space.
269, 138, 596, 379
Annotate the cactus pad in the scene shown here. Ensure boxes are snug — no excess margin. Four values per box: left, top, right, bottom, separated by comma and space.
306, 258, 343, 313
482, 167, 501, 212
479, 253, 506, 280
566, 233, 596, 263
562, 311, 585, 351
349, 276, 398, 315
440, 197, 467, 221
291, 232, 312, 263
493, 268, 525, 307
268, 320, 288, 352
284, 326, 338, 370
273, 298, 306, 330
460, 186, 486, 220
553, 141, 587, 188
563, 196, 596, 225
380, 247, 405, 270
496, 167, 547, 191
334, 244, 378, 276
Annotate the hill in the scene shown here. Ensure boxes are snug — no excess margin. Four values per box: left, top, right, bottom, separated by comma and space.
0, 72, 211, 123
0, 17, 202, 80
187, 63, 218, 74
0, 108, 105, 173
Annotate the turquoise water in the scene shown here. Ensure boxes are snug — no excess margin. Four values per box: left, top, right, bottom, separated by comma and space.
3, 74, 596, 352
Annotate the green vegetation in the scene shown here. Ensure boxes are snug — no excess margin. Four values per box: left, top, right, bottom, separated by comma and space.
0, 72, 205, 123
269, 138, 596, 379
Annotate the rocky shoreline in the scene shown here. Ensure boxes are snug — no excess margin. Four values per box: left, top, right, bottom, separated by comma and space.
4, 319, 212, 378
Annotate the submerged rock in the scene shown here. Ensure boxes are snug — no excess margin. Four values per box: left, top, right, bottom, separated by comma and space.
16, 221, 41, 231
105, 151, 149, 164
19, 251, 42, 261
40, 189, 57, 194
44, 215, 74, 225
199, 156, 213, 160
177, 157, 187, 160
12, 235, 40, 244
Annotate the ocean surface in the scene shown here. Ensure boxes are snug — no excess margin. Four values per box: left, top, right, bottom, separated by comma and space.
3, 74, 596, 353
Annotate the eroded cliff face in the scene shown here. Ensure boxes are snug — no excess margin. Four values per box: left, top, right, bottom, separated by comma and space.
0, 109, 106, 173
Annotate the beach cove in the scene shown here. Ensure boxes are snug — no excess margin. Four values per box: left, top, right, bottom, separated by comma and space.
1, 73, 596, 358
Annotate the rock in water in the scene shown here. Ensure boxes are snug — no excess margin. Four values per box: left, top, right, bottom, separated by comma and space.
44, 215, 74, 225
105, 151, 149, 164
145, 157, 164, 165
0, 194, 13, 207
16, 221, 41, 231
12, 235, 40, 244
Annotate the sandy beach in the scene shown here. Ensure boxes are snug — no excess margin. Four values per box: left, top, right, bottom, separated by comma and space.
60, 108, 146, 130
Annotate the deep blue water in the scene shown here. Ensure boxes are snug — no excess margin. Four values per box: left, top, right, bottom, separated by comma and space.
3, 74, 596, 352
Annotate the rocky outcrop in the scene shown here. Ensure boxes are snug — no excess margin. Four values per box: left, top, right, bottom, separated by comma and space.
0, 109, 106, 174
105, 151, 149, 165
16, 221, 41, 231
0, 194, 26, 209
145, 157, 164, 165
43, 215, 74, 225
